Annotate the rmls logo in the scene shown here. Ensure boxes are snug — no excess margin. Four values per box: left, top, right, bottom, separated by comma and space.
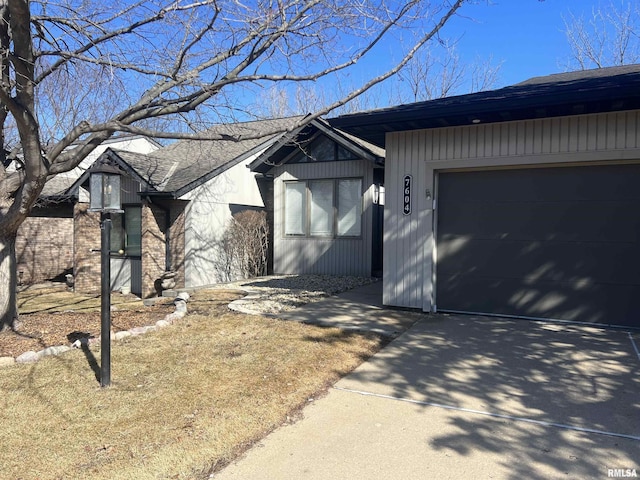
608, 469, 638, 478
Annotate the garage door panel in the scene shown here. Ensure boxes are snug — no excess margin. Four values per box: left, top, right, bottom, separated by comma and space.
438, 201, 640, 243
439, 166, 640, 203
436, 165, 640, 328
438, 236, 640, 285
437, 274, 640, 327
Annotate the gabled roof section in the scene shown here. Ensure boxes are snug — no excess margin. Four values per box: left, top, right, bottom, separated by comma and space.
64, 116, 307, 199
63, 148, 159, 197
150, 116, 306, 196
249, 117, 385, 174
41, 175, 79, 198
111, 149, 177, 191
330, 64, 640, 148
38, 135, 161, 199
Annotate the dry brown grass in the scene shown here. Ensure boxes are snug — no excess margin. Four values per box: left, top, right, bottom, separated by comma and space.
17, 285, 156, 314
0, 289, 385, 479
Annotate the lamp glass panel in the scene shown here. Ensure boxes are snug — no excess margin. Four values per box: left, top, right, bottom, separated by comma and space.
89, 173, 104, 210
104, 174, 121, 210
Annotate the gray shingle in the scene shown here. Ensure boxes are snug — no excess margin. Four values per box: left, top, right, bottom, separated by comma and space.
149, 116, 305, 194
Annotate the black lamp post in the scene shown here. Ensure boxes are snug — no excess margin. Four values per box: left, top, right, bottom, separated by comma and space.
88, 161, 122, 387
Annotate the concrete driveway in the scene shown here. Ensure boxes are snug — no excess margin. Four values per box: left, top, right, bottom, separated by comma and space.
216, 302, 640, 479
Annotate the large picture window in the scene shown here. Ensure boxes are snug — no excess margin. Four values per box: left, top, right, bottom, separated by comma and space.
284, 179, 362, 237
111, 206, 142, 256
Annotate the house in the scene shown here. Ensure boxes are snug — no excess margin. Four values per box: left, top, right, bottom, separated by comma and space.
249, 117, 385, 278
68, 116, 305, 297
330, 64, 640, 329
16, 135, 161, 286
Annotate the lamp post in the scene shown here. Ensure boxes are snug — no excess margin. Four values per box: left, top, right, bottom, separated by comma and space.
88, 161, 122, 387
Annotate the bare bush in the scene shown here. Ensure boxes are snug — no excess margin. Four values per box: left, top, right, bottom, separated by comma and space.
223, 210, 269, 280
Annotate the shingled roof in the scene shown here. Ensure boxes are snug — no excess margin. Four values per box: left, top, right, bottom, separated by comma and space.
330, 64, 640, 147
149, 116, 305, 195
68, 116, 306, 198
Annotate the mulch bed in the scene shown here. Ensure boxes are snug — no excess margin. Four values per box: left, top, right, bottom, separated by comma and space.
0, 303, 175, 358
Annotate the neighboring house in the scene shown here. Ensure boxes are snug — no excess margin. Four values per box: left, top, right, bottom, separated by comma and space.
16, 135, 161, 286
250, 118, 385, 278
68, 116, 304, 298
331, 64, 640, 329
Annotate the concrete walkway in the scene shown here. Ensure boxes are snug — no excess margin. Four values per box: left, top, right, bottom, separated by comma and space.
216, 287, 640, 479
274, 281, 421, 337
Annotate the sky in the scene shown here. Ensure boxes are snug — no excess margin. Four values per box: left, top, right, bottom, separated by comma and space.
304, 0, 631, 115
438, 0, 612, 87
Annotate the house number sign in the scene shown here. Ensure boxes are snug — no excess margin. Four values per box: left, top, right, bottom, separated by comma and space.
403, 175, 412, 215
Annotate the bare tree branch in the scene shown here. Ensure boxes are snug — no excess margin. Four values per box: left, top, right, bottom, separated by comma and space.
0, 0, 470, 327
563, 0, 640, 70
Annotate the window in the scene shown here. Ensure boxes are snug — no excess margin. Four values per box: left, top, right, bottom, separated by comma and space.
289, 135, 359, 163
337, 179, 362, 236
309, 180, 333, 236
284, 179, 362, 237
111, 206, 142, 255
284, 182, 306, 235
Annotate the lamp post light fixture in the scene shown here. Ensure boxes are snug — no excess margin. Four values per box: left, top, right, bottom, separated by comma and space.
88, 161, 123, 387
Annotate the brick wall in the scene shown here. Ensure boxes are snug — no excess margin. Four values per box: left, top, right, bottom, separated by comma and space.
141, 201, 166, 298
168, 201, 186, 291
72, 199, 187, 298
73, 203, 102, 294
16, 205, 74, 285
139, 199, 187, 297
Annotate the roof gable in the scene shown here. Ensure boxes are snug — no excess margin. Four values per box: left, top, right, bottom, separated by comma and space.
249, 118, 384, 173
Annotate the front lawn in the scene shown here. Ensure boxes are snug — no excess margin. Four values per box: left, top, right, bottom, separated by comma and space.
0, 289, 384, 479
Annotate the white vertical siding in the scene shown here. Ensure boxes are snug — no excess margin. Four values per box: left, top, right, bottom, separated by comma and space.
384, 110, 640, 310
383, 132, 433, 308
272, 160, 375, 277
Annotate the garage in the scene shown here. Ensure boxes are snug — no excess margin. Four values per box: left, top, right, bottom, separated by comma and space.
330, 64, 640, 326
435, 164, 640, 328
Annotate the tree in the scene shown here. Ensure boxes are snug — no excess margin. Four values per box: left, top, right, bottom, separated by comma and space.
395, 41, 502, 103
563, 0, 640, 69
0, 0, 467, 329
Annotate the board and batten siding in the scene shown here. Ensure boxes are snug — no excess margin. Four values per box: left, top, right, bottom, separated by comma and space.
384, 110, 640, 310
272, 160, 374, 277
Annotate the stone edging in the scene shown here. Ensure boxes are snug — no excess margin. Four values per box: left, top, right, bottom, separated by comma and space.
0, 292, 190, 368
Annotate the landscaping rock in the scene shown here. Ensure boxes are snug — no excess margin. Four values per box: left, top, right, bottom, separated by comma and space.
176, 292, 190, 302
16, 351, 40, 363
164, 312, 185, 322
156, 319, 171, 328
128, 327, 143, 336
129, 326, 154, 336
174, 300, 188, 314
40, 345, 71, 357
114, 331, 132, 340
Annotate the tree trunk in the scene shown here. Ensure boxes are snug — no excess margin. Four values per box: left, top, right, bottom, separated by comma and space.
0, 233, 18, 331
